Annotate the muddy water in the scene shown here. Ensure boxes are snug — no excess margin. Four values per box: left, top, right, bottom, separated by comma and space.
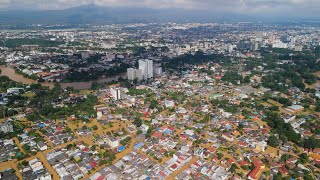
0, 66, 126, 90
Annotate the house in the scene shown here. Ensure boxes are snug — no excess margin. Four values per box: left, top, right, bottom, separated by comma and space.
117, 146, 125, 152
152, 131, 162, 138
0, 122, 13, 134
7, 88, 24, 95
106, 136, 119, 148
247, 158, 265, 180
140, 124, 149, 134
255, 141, 267, 152
165, 99, 175, 108
247, 166, 263, 180
221, 133, 234, 142
279, 164, 288, 176
285, 105, 304, 114
37, 141, 48, 151
134, 142, 144, 150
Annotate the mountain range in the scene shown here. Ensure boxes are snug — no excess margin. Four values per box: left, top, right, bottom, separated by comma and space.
0, 5, 260, 25
0, 5, 317, 25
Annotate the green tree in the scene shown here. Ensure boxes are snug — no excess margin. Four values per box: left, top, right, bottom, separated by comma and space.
268, 135, 279, 147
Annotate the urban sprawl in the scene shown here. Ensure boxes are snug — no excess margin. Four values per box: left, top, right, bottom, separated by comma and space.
0, 23, 320, 180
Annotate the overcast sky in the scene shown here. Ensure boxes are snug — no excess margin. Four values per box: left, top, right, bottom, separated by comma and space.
0, 0, 319, 18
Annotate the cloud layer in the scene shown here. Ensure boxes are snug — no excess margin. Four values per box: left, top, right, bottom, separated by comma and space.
1, 0, 319, 18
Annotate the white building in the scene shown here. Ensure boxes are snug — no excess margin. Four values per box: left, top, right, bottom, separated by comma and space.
127, 68, 135, 81
154, 67, 162, 76
7, 88, 23, 95
110, 88, 121, 100
139, 59, 153, 80
127, 68, 143, 81
165, 99, 175, 108
81, 51, 90, 60
0, 122, 13, 133
37, 141, 48, 151
106, 137, 120, 148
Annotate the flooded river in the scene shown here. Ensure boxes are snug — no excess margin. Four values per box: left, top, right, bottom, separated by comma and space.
0, 66, 126, 90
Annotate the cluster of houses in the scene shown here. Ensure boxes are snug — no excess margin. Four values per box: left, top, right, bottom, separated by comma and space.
104, 151, 162, 179
0, 121, 14, 134
46, 144, 100, 179
44, 122, 76, 145
18, 133, 48, 152
0, 168, 19, 180
176, 159, 229, 180
20, 158, 52, 180
0, 139, 20, 163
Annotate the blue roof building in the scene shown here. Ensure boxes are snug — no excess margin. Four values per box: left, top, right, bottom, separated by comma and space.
134, 142, 144, 150
117, 146, 126, 152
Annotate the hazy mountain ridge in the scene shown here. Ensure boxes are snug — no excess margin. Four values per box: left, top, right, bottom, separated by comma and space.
0, 5, 258, 25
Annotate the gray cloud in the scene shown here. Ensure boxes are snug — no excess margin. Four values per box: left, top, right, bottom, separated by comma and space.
1, 0, 319, 17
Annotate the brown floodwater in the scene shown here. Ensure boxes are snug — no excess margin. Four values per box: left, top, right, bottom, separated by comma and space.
0, 66, 126, 90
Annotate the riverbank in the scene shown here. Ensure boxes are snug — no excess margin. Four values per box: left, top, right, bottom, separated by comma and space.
0, 66, 126, 90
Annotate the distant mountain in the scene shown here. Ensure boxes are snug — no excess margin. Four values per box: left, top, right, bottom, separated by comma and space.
0, 5, 259, 25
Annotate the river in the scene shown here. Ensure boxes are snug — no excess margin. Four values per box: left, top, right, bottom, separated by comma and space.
0, 66, 126, 90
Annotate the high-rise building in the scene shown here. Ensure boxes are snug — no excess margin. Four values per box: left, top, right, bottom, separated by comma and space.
238, 40, 251, 50
81, 51, 90, 60
154, 67, 162, 76
127, 68, 136, 81
127, 68, 143, 81
252, 42, 259, 51
139, 59, 153, 80
136, 69, 143, 80
110, 87, 121, 100
227, 44, 234, 53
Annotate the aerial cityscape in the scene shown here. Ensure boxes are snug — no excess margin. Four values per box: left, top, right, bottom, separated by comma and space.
0, 1, 320, 180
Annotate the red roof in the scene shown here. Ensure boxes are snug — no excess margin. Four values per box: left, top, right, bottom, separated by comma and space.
248, 166, 261, 179
56, 126, 63, 131
180, 134, 188, 139
152, 131, 162, 138
227, 158, 235, 164
279, 164, 288, 175
82, 147, 89, 152
314, 159, 320, 165
208, 147, 216, 153
170, 164, 178, 169
159, 171, 166, 177
251, 158, 264, 167
304, 131, 313, 136
215, 75, 222, 79
193, 162, 200, 167
160, 126, 168, 130
212, 157, 218, 162
97, 176, 104, 180
90, 161, 97, 168
238, 141, 248, 147
240, 161, 251, 166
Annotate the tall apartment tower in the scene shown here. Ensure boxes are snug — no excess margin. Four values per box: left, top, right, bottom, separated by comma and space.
127, 68, 143, 81
139, 59, 153, 80
127, 68, 136, 81
110, 87, 121, 100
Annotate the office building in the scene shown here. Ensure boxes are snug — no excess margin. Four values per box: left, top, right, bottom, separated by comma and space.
139, 59, 153, 80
